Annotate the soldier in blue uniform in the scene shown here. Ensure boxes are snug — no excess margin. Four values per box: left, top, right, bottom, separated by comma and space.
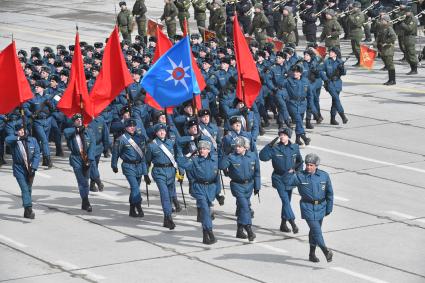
259, 127, 303, 233
88, 115, 109, 192
285, 153, 334, 262
24, 80, 54, 168
323, 47, 348, 125
281, 64, 317, 146
64, 114, 96, 212
112, 118, 148, 217
146, 123, 181, 230
222, 116, 256, 156
46, 75, 65, 156
177, 140, 220, 244
6, 124, 41, 219
219, 136, 261, 242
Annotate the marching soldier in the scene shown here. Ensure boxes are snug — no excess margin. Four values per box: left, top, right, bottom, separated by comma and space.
400, 8, 419, 75
132, 0, 147, 42
112, 118, 149, 218
377, 15, 397, 85
248, 3, 270, 49
323, 47, 348, 125
24, 80, 53, 169
279, 6, 297, 46
237, 0, 253, 34
64, 114, 96, 212
117, 1, 133, 43
175, 0, 191, 33
359, 0, 373, 42
300, 0, 318, 44
219, 136, 261, 242
146, 123, 181, 230
177, 140, 220, 244
259, 127, 303, 234
207, 0, 226, 46
88, 115, 108, 192
285, 153, 334, 263
161, 0, 178, 40
192, 0, 207, 33
320, 10, 343, 49
6, 124, 40, 219
348, 1, 366, 66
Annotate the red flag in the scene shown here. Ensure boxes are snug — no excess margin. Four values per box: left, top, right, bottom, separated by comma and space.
233, 15, 261, 109
58, 32, 94, 125
147, 19, 164, 37
0, 42, 33, 114
183, 18, 188, 37
145, 27, 174, 111
90, 26, 133, 117
314, 46, 327, 59
360, 44, 377, 70
266, 37, 285, 52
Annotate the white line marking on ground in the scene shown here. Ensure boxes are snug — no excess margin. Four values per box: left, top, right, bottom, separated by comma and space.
334, 196, 350, 202
332, 267, 389, 283
91, 192, 120, 201
55, 261, 106, 280
0, 234, 27, 248
308, 145, 425, 174
386, 211, 415, 220
36, 172, 52, 179
256, 242, 288, 254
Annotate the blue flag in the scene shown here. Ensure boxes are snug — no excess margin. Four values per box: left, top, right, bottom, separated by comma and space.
140, 36, 200, 108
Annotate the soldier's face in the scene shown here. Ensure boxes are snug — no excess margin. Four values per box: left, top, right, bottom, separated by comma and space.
126, 125, 136, 134
184, 106, 193, 115
306, 163, 317, 174
156, 129, 166, 139
74, 118, 83, 127
123, 112, 131, 119
326, 14, 332, 20
158, 115, 166, 123
235, 145, 246, 155
199, 147, 210, 157
17, 128, 25, 137
293, 71, 301, 80
283, 10, 289, 16
232, 122, 242, 132
276, 56, 284, 64
200, 115, 210, 124
50, 80, 58, 88
304, 53, 311, 62
189, 125, 198, 135
279, 133, 289, 144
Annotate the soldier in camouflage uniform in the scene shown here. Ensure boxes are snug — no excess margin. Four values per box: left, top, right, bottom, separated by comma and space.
161, 0, 178, 39
117, 1, 133, 43
400, 8, 419, 75
249, 4, 270, 48
193, 0, 207, 34
175, 0, 191, 34
207, 0, 226, 46
348, 2, 365, 66
392, 4, 407, 61
359, 0, 372, 41
376, 14, 396, 85
320, 10, 343, 49
279, 6, 296, 45
132, 0, 147, 42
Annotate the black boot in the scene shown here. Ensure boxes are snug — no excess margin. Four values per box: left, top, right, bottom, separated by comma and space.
330, 116, 339, 125
24, 207, 35, 219
172, 197, 182, 213
295, 135, 304, 146
55, 147, 64, 157
406, 65, 418, 75
203, 229, 210, 244
46, 157, 52, 169
197, 207, 202, 222
300, 134, 311, 146
280, 219, 291, 233
236, 224, 247, 239
135, 202, 144, 217
380, 66, 387, 71
398, 56, 406, 62
316, 113, 323, 124
384, 69, 396, 85
250, 208, 254, 219
216, 195, 225, 206
42, 156, 47, 166
306, 119, 314, 129
0, 156, 6, 166
244, 225, 256, 242
95, 179, 104, 192
208, 230, 217, 244
288, 219, 299, 234
321, 246, 333, 262
163, 215, 176, 230
103, 150, 111, 158
129, 204, 138, 217
90, 180, 98, 192
352, 61, 360, 67
81, 197, 92, 212
339, 112, 348, 124
259, 126, 265, 136
309, 246, 320, 262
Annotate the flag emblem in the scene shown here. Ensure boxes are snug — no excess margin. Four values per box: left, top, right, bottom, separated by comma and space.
165, 57, 191, 91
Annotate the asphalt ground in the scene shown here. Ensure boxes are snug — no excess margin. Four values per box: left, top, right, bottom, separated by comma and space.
0, 1, 425, 282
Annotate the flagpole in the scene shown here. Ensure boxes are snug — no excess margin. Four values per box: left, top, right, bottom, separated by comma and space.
240, 74, 251, 132
75, 24, 84, 119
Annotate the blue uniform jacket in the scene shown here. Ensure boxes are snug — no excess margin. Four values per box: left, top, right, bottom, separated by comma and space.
111, 132, 147, 177
64, 127, 96, 169
6, 136, 41, 178
286, 169, 334, 220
